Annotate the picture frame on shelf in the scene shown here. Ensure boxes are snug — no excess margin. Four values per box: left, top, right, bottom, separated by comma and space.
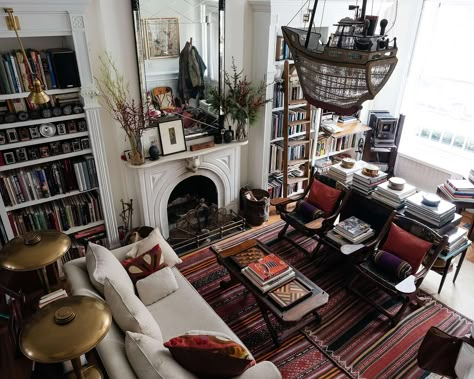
61, 142, 72, 154
77, 120, 87, 132
50, 142, 61, 155
6, 129, 19, 143
144, 18, 180, 59
80, 137, 90, 150
18, 128, 30, 141
67, 120, 77, 133
56, 123, 67, 135
39, 146, 50, 158
141, 127, 160, 158
0, 131, 6, 145
71, 140, 81, 152
158, 119, 187, 156
4, 151, 16, 164
29, 126, 41, 139
28, 147, 39, 160
15, 148, 28, 162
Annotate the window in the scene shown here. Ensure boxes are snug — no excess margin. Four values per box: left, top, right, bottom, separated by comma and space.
399, 0, 474, 177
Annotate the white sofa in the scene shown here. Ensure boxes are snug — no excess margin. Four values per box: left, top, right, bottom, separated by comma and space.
64, 243, 281, 379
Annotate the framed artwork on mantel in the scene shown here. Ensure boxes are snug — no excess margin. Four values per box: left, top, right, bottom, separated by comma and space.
158, 119, 187, 156
144, 18, 180, 59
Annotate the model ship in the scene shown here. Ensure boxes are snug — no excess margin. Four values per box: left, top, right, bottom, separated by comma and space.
282, 0, 398, 115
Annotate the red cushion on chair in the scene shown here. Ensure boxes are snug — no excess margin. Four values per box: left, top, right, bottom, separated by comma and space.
382, 223, 433, 273
306, 179, 342, 216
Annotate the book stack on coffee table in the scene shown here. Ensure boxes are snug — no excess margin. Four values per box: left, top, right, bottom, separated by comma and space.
326, 216, 374, 245
241, 253, 295, 293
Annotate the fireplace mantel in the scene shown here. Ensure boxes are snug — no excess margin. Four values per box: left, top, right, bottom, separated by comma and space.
123, 141, 247, 238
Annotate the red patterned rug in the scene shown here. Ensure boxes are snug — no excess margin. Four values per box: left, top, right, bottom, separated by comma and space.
178, 221, 472, 379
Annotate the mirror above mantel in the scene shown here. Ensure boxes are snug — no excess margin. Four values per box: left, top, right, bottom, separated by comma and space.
131, 0, 225, 140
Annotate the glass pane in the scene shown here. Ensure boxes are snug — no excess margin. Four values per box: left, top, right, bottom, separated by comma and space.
465, 139, 474, 153
453, 136, 465, 149
441, 132, 453, 145
419, 128, 430, 138
430, 130, 441, 142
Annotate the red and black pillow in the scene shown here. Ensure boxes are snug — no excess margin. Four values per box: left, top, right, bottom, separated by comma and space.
122, 244, 168, 283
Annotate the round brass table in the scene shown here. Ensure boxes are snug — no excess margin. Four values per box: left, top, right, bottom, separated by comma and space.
20, 296, 112, 379
0, 230, 71, 293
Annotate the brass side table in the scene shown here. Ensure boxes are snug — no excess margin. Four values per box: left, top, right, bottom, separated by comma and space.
0, 231, 71, 293
20, 296, 112, 379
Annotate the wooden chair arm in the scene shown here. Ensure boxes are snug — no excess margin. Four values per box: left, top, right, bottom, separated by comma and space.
304, 217, 325, 231
270, 197, 294, 207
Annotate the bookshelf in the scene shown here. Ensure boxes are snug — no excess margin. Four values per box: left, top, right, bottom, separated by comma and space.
0, 1, 118, 251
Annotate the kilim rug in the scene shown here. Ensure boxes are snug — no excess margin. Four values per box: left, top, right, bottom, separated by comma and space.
177, 221, 473, 379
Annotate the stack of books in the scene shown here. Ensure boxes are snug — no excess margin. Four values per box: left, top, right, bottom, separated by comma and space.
470, 168, 474, 184
441, 225, 468, 253
38, 288, 68, 308
326, 216, 374, 245
327, 160, 366, 185
241, 253, 295, 293
371, 181, 417, 209
438, 179, 474, 203
405, 192, 456, 228
352, 170, 388, 195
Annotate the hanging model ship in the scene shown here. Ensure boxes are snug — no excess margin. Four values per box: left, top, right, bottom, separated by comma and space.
282, 0, 398, 115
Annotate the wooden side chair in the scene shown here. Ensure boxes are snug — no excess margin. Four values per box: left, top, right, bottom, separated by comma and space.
271, 173, 351, 257
347, 211, 448, 326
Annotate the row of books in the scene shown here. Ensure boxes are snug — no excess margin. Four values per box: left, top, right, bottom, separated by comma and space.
438, 179, 474, 203
8, 191, 103, 236
241, 253, 295, 293
287, 142, 307, 161
268, 172, 284, 199
273, 81, 284, 109
0, 49, 78, 95
314, 133, 359, 158
270, 109, 307, 140
275, 36, 292, 61
268, 143, 284, 174
0, 157, 99, 206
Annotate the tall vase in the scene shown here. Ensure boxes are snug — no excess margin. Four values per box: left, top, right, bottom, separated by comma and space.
129, 133, 145, 165
235, 119, 248, 141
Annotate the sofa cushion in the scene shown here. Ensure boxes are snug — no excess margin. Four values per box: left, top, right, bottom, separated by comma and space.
125, 331, 195, 379
136, 267, 179, 306
126, 228, 182, 267
382, 223, 433, 273
164, 331, 255, 378
122, 244, 168, 283
86, 243, 134, 295
104, 278, 162, 341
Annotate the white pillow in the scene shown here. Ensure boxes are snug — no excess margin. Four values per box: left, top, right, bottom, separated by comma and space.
136, 267, 179, 306
85, 242, 134, 295
125, 331, 195, 379
104, 279, 162, 341
126, 228, 182, 267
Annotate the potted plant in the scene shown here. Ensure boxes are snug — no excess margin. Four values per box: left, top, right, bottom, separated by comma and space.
208, 59, 270, 141
97, 55, 150, 165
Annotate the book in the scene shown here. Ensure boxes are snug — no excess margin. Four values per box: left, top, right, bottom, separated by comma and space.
247, 253, 290, 282
230, 246, 266, 268
335, 216, 370, 238
269, 279, 312, 309
334, 227, 375, 243
375, 181, 417, 200
446, 179, 474, 193
241, 267, 295, 293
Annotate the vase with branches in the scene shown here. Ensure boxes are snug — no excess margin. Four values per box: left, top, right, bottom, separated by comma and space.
96, 54, 148, 165
208, 59, 271, 141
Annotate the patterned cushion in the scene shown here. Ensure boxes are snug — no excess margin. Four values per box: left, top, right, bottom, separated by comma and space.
296, 200, 325, 223
382, 223, 433, 273
372, 250, 412, 280
122, 244, 168, 283
164, 332, 255, 378
306, 179, 342, 216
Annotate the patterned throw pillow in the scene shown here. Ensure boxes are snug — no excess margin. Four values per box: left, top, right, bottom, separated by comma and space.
164, 332, 255, 377
122, 244, 168, 283
372, 250, 412, 281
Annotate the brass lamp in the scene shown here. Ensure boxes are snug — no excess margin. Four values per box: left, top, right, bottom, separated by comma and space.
4, 8, 50, 104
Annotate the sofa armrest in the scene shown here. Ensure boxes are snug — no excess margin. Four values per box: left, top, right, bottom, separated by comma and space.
236, 361, 282, 379
63, 258, 102, 299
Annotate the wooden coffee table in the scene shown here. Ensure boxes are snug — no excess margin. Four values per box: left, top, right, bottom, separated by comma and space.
211, 239, 328, 346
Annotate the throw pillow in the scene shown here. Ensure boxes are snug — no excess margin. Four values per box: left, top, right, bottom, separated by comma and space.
125, 332, 194, 379
372, 250, 412, 281
104, 278, 162, 341
306, 179, 342, 216
122, 244, 168, 283
296, 200, 325, 222
85, 242, 134, 296
382, 223, 433, 273
126, 228, 182, 267
164, 331, 255, 378
136, 267, 179, 305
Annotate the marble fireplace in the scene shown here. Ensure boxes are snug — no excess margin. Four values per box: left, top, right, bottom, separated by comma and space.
124, 142, 246, 238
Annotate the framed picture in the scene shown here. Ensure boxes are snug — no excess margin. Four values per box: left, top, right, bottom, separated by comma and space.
29, 126, 41, 139
28, 147, 39, 160
158, 119, 187, 156
67, 120, 77, 133
0, 131, 6, 145
39, 146, 50, 158
56, 123, 67, 135
61, 142, 72, 153
15, 148, 28, 162
144, 18, 180, 59
141, 127, 159, 158
6, 129, 18, 143
80, 137, 90, 150
18, 128, 30, 141
4, 151, 16, 164
50, 142, 61, 155
77, 120, 87, 132
71, 140, 81, 152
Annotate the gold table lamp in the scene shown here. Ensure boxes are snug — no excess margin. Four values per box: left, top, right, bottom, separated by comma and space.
0, 230, 71, 293
20, 296, 112, 379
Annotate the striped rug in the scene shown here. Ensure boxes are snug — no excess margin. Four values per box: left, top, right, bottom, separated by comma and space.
177, 221, 473, 379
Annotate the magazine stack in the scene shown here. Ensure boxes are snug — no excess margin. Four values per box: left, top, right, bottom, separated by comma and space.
352, 170, 388, 195
241, 253, 295, 293
327, 160, 366, 185
326, 216, 374, 245
441, 225, 468, 254
405, 192, 456, 228
371, 181, 416, 209
438, 179, 474, 203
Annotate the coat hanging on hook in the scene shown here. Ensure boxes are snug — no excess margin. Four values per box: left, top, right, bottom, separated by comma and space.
282, 0, 398, 115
